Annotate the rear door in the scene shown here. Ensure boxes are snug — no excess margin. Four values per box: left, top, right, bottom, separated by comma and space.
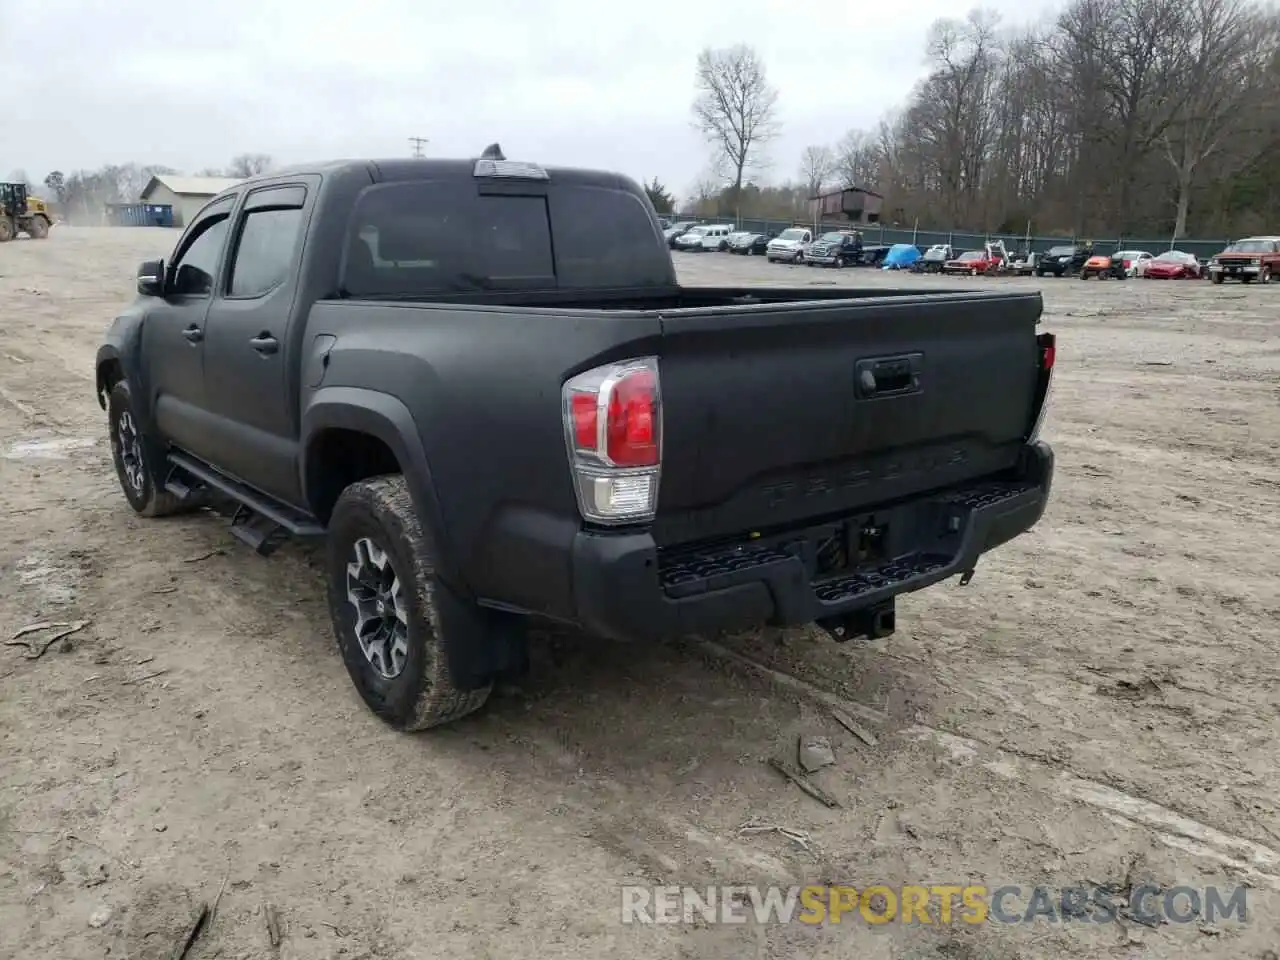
199, 182, 314, 502
652, 293, 1043, 543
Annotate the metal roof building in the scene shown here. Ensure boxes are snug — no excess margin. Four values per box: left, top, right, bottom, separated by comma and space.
809, 186, 884, 225
139, 175, 243, 227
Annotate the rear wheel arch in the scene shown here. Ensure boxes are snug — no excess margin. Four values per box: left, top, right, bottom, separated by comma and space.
302, 389, 456, 580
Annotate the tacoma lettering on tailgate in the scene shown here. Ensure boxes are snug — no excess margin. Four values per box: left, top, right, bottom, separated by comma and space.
761, 447, 971, 508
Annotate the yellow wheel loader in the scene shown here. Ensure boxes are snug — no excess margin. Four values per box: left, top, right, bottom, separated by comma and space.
0, 183, 53, 241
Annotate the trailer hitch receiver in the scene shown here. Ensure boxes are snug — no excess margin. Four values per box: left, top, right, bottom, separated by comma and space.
817, 599, 896, 643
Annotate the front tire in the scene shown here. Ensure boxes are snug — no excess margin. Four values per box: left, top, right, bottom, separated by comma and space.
327, 476, 491, 731
107, 380, 187, 517
26, 216, 49, 239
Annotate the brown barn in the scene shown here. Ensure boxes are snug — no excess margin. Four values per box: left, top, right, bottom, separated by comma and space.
809, 187, 883, 225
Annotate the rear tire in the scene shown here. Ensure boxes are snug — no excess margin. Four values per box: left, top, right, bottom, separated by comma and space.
327, 476, 491, 731
0, 219, 13, 242
107, 380, 187, 518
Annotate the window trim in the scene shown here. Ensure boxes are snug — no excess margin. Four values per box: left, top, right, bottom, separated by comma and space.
223, 185, 309, 301
168, 202, 235, 299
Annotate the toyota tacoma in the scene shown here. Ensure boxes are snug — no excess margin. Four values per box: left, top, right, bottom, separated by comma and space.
96, 146, 1056, 732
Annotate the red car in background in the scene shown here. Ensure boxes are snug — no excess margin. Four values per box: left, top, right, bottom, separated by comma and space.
1143, 250, 1201, 279
942, 250, 997, 275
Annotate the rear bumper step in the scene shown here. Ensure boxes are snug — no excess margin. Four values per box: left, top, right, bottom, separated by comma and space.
570, 441, 1053, 642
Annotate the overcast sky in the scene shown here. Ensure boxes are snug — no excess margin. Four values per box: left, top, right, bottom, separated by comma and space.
6, 0, 1061, 201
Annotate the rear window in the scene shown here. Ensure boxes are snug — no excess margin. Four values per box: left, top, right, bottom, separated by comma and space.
1047, 246, 1075, 255
341, 180, 670, 296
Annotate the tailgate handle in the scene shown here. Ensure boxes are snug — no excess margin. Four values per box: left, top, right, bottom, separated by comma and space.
856, 353, 922, 399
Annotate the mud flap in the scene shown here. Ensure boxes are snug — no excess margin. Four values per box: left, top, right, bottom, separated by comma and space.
434, 577, 529, 690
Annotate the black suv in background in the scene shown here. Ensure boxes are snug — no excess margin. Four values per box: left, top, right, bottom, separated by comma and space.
1036, 244, 1091, 277
727, 231, 774, 255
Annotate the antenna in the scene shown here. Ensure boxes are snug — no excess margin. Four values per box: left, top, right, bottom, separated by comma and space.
408, 136, 429, 158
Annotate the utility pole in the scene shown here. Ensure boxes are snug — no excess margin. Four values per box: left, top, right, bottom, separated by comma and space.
408, 137, 429, 158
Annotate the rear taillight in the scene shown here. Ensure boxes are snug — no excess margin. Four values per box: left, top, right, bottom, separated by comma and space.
1122, 259, 1132, 268
563, 358, 662, 524
1030, 333, 1056, 441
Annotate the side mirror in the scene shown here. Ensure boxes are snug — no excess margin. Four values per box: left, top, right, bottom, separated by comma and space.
137, 259, 165, 297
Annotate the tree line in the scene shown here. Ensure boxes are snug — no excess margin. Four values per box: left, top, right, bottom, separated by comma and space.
8, 154, 274, 224
680, 0, 1280, 239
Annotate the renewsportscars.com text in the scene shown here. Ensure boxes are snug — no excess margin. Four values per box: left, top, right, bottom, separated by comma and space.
620, 884, 1248, 926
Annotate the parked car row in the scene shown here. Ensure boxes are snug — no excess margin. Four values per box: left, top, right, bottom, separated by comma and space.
658, 219, 1278, 286
664, 221, 894, 269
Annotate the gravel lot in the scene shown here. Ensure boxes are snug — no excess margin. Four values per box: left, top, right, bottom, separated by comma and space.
2, 228, 1279, 960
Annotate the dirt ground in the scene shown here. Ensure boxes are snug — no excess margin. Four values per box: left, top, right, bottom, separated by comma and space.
2, 228, 1279, 960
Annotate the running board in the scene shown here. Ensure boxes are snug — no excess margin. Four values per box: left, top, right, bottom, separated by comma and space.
164, 451, 325, 556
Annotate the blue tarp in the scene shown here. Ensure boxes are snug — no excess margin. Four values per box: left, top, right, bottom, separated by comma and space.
882, 243, 922, 269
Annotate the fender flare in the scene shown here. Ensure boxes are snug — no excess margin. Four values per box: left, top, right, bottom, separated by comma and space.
95, 345, 126, 410
301, 386, 458, 584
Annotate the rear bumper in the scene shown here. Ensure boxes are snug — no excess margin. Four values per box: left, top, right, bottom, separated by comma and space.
570, 441, 1054, 642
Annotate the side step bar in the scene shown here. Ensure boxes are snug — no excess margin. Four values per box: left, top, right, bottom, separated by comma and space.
164, 451, 326, 556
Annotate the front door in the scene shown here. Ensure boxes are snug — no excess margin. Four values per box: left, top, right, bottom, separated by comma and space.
143, 195, 236, 460
199, 183, 311, 505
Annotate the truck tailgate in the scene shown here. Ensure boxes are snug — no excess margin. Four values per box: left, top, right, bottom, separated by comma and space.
653, 292, 1042, 544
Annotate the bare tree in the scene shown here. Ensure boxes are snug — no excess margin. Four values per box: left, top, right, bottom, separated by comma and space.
834, 129, 882, 189
227, 153, 274, 178
685, 176, 723, 216
1161, 0, 1269, 236
691, 44, 780, 211
798, 145, 835, 198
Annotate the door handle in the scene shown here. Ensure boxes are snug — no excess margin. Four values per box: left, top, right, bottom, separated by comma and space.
250, 334, 279, 355
182, 326, 203, 343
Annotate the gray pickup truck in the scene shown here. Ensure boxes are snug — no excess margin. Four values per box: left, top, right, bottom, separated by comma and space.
96, 145, 1056, 732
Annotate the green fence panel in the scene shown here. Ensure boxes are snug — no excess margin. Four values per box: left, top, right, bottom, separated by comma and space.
712, 216, 1231, 260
